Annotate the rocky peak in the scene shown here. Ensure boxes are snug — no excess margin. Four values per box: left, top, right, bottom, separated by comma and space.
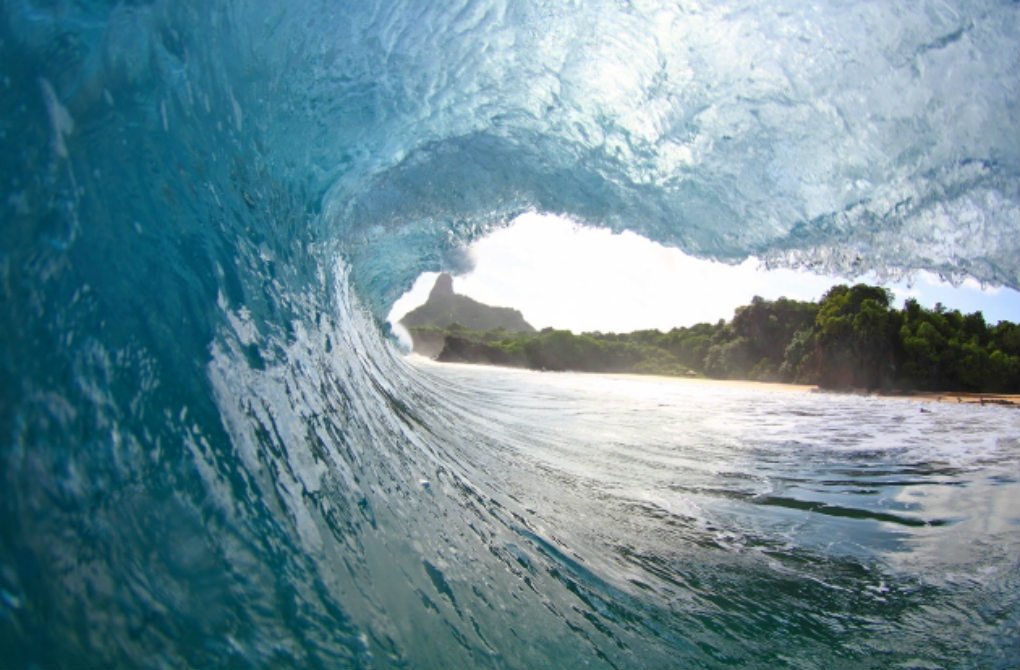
429, 273, 455, 300
400, 273, 535, 335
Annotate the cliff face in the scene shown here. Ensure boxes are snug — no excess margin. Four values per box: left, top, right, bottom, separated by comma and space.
435, 335, 527, 367
400, 274, 535, 334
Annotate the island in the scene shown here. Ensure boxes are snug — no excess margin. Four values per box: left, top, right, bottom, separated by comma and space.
401, 277, 1020, 400
400, 273, 534, 357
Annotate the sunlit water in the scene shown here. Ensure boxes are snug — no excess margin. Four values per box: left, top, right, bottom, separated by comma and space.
409, 357, 1020, 668
4, 1, 1019, 667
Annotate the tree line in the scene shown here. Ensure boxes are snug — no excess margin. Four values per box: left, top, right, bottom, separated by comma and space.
410, 283, 1020, 393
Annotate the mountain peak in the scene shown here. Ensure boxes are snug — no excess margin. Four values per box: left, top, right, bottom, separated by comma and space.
400, 274, 534, 334
429, 273, 455, 300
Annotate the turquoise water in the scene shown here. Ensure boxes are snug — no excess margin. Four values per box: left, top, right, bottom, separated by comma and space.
406, 360, 1020, 668
2, 1, 1019, 668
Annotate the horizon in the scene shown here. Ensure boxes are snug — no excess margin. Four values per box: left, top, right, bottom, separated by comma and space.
389, 212, 1020, 334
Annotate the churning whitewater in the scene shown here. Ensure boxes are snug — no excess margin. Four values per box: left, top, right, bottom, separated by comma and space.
2, 1, 1019, 668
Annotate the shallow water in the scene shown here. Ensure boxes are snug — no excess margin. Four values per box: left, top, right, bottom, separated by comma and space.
407, 359, 1020, 668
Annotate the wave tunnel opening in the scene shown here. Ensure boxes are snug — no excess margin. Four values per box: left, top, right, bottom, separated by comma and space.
2, 1, 1019, 669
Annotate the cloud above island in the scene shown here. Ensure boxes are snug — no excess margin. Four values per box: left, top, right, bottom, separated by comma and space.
390, 212, 1019, 333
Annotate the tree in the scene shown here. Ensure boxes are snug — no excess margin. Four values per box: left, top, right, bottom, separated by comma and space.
704, 337, 754, 379
813, 284, 896, 389
413, 283, 1019, 393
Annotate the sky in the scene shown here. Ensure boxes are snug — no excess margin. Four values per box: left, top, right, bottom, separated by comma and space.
388, 212, 1020, 334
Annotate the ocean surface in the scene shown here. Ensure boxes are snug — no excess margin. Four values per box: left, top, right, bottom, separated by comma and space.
2, 1, 1019, 668
401, 359, 1020, 668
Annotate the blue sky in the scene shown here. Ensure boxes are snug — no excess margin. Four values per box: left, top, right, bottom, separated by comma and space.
390, 212, 1019, 333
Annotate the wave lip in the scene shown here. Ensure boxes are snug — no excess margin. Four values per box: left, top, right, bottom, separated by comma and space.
2, 1, 1020, 668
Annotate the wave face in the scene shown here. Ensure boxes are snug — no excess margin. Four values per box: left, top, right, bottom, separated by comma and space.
1, 1, 1018, 668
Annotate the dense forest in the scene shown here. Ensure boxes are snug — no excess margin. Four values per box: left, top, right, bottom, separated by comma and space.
409, 284, 1020, 393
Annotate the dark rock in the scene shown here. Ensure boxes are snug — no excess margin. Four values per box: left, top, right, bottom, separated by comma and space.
401, 274, 534, 334
436, 335, 526, 368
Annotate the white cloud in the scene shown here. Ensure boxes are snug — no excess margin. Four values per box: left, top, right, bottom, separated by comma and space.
389, 212, 1020, 333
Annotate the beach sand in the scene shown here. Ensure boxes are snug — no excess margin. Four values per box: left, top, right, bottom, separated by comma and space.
412, 357, 1019, 408
607, 371, 1020, 408
884, 390, 1020, 407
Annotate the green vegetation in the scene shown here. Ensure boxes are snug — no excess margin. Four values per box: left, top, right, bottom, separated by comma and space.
410, 284, 1020, 393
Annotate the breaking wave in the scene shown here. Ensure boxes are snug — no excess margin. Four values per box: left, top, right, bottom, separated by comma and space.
2, 1, 1018, 668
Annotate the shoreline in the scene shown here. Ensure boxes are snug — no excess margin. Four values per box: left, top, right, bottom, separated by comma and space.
408, 355, 1020, 407
602, 371, 818, 395
612, 373, 1020, 407
876, 390, 1020, 407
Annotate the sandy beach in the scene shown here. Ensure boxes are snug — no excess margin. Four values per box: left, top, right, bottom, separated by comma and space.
595, 370, 1020, 407
688, 376, 1020, 408
412, 356, 1020, 407
603, 372, 818, 395
883, 390, 1020, 407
